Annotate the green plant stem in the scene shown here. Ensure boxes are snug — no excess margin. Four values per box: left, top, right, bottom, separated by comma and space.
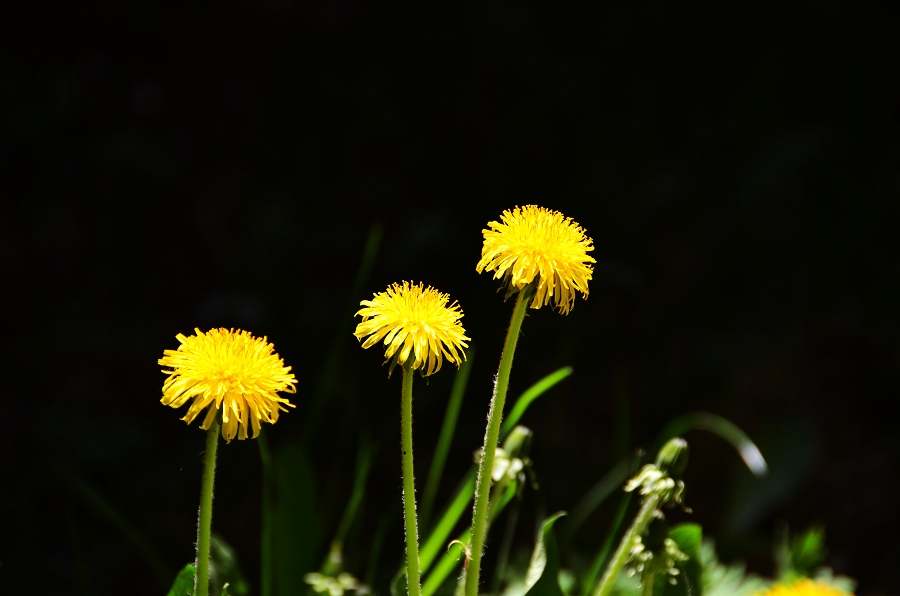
593, 495, 660, 596
401, 364, 422, 596
258, 429, 273, 596
196, 419, 220, 596
465, 288, 531, 596
642, 571, 656, 596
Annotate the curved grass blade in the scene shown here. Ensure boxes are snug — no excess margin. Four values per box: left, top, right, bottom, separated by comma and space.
421, 482, 518, 596
501, 367, 573, 438
420, 474, 475, 574
655, 411, 768, 476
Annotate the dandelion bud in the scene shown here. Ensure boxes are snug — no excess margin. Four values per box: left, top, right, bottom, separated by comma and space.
502, 425, 533, 459
655, 438, 689, 480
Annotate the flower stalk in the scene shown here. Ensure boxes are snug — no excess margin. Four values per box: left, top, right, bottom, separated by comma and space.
400, 363, 422, 596
158, 328, 295, 596
354, 281, 468, 596
641, 570, 656, 596
594, 496, 660, 596
195, 417, 220, 596
594, 439, 689, 596
465, 286, 532, 596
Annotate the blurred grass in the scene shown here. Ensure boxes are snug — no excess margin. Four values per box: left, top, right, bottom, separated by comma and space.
270, 442, 319, 596
421, 351, 474, 531
56, 465, 173, 587
301, 223, 383, 448
655, 411, 768, 477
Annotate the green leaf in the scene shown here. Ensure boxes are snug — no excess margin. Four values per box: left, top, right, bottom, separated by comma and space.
271, 442, 319, 596
660, 524, 702, 596
790, 526, 826, 578
167, 564, 196, 596
523, 512, 567, 596
698, 541, 766, 596
669, 524, 701, 559
210, 535, 251, 596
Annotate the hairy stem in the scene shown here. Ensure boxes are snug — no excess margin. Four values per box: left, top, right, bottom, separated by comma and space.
465, 289, 530, 596
401, 364, 421, 596
196, 419, 220, 596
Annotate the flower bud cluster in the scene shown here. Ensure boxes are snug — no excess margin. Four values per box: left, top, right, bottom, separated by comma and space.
625, 533, 689, 586
304, 572, 368, 596
624, 464, 686, 509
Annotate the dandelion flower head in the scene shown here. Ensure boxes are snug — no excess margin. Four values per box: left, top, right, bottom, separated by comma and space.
476, 205, 595, 314
354, 281, 469, 376
159, 328, 297, 442
754, 579, 852, 596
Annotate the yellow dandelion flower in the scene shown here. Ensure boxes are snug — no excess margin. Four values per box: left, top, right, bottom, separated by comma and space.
755, 579, 852, 596
159, 328, 297, 442
354, 281, 469, 376
476, 205, 595, 315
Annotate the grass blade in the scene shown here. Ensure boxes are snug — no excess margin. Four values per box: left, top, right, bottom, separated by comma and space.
420, 473, 476, 573
562, 452, 640, 547
56, 465, 172, 587
655, 411, 768, 476
333, 435, 376, 547
421, 350, 474, 531
582, 488, 634, 596
501, 367, 573, 438
421, 482, 518, 596
302, 222, 383, 446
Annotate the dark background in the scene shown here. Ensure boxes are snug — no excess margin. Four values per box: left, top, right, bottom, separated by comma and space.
3, 1, 898, 594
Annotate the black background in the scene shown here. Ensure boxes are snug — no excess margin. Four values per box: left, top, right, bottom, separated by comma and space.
3, 1, 899, 594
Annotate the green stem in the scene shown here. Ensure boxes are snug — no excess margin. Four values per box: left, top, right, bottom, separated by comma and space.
593, 495, 660, 596
258, 429, 273, 596
401, 364, 421, 596
196, 418, 220, 596
642, 570, 656, 596
465, 288, 531, 596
